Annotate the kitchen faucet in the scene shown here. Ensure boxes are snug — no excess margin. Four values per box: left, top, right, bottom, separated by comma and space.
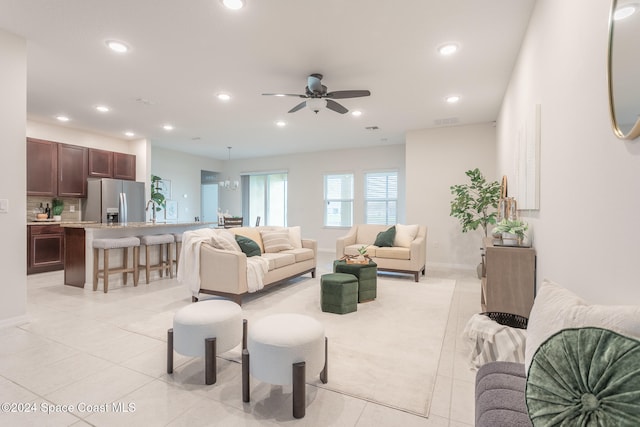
146, 199, 157, 223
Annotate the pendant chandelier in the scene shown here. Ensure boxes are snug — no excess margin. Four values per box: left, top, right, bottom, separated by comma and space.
220, 146, 239, 191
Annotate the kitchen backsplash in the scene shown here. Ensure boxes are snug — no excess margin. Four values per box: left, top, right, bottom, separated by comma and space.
27, 197, 82, 222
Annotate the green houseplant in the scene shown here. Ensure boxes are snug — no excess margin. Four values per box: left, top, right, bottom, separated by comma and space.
450, 168, 501, 277
52, 198, 64, 217
150, 175, 166, 212
492, 219, 528, 246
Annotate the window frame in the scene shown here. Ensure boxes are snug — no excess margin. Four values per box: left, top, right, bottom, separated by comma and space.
323, 173, 354, 228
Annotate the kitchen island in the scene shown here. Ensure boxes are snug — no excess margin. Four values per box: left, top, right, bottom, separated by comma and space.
61, 221, 216, 289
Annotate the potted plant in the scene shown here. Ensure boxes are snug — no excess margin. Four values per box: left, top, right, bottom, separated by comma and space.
52, 198, 64, 221
492, 219, 528, 246
450, 168, 501, 277
150, 175, 166, 210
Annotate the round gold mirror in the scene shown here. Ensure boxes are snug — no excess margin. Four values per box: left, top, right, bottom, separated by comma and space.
608, 0, 640, 140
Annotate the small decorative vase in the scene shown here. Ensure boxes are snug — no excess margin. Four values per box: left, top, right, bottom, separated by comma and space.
502, 232, 519, 246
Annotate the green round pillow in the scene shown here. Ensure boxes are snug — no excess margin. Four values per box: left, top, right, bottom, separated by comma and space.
526, 327, 640, 426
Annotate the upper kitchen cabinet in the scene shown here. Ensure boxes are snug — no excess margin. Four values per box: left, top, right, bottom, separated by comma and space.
57, 143, 88, 197
27, 138, 58, 196
88, 148, 113, 178
113, 152, 136, 180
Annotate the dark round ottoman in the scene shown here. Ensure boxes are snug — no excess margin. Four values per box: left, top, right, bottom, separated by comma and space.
320, 273, 358, 314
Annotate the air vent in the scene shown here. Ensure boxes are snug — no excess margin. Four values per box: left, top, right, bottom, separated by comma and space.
365, 126, 379, 131
434, 117, 459, 126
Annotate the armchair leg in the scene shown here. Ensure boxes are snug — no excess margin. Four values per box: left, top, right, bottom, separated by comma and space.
242, 349, 250, 402
205, 337, 217, 385
293, 361, 306, 419
320, 337, 328, 384
167, 328, 173, 374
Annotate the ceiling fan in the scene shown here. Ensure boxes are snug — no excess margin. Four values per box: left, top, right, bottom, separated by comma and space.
262, 73, 371, 114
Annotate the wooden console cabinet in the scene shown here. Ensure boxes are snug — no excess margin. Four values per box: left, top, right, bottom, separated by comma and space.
481, 238, 536, 319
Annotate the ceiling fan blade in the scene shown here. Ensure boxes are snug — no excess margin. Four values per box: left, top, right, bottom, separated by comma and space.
262, 93, 307, 98
288, 101, 307, 113
326, 99, 348, 114
326, 90, 371, 99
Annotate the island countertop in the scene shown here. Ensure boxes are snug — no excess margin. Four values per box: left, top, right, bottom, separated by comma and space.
59, 221, 217, 229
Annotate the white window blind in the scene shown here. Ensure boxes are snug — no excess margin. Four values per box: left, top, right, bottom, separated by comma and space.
365, 171, 398, 225
324, 174, 353, 227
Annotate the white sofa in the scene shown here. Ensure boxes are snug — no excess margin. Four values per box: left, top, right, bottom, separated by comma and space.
336, 224, 427, 282
196, 226, 316, 304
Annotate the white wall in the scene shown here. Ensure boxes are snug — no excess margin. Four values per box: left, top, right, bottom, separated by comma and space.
151, 147, 223, 222
219, 145, 406, 252
0, 29, 27, 326
27, 120, 137, 154
406, 123, 497, 269
497, 0, 640, 303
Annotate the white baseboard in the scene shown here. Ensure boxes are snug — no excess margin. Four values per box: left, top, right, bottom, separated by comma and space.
426, 261, 476, 271
0, 314, 30, 329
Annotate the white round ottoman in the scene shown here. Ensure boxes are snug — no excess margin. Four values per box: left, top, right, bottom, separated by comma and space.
167, 299, 245, 385
242, 313, 328, 419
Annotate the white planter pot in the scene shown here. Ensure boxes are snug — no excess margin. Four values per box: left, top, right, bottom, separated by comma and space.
53, 215, 62, 221
502, 232, 519, 246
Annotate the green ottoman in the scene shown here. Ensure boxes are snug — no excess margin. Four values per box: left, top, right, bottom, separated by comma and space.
321, 273, 358, 314
333, 260, 378, 302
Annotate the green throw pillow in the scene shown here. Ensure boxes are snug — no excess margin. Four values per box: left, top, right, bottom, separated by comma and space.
374, 226, 396, 247
235, 235, 261, 257
526, 327, 640, 426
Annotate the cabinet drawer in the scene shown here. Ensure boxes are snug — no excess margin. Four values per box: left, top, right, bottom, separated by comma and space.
30, 224, 63, 235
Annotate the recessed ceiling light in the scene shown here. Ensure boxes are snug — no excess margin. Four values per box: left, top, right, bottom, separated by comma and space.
56, 115, 70, 122
106, 40, 129, 53
95, 105, 110, 113
445, 95, 460, 104
275, 120, 287, 127
163, 124, 174, 131
614, 5, 637, 20
438, 43, 459, 56
221, 0, 245, 10
217, 93, 231, 101
274, 94, 286, 97
124, 131, 135, 137
351, 110, 363, 117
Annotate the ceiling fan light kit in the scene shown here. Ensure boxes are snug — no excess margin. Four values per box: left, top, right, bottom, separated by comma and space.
263, 73, 371, 114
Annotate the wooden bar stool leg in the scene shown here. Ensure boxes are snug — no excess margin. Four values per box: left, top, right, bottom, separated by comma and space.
123, 247, 129, 285
168, 243, 174, 278
145, 245, 151, 284
93, 247, 99, 291
158, 244, 164, 278
103, 248, 110, 293
134, 246, 139, 286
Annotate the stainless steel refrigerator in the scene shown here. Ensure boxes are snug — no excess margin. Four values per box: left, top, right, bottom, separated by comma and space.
83, 178, 146, 223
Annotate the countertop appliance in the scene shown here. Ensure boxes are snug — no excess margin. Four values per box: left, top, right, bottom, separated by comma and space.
83, 178, 146, 223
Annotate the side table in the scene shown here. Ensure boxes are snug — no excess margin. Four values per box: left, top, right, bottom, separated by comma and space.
333, 259, 377, 302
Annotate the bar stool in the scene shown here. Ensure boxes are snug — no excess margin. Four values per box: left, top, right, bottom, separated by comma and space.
172, 232, 183, 273
139, 234, 174, 284
92, 237, 141, 293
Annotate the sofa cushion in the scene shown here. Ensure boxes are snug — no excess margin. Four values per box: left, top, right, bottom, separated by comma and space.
231, 227, 264, 253
281, 248, 314, 263
375, 246, 410, 260
374, 225, 396, 247
235, 235, 261, 257
210, 230, 241, 252
261, 252, 296, 270
344, 244, 377, 257
288, 226, 302, 249
394, 224, 419, 248
261, 230, 294, 253
475, 362, 530, 427
525, 280, 640, 374
526, 327, 640, 426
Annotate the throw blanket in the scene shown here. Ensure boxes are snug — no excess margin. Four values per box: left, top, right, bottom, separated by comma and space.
463, 313, 527, 368
177, 228, 218, 296
246, 256, 269, 293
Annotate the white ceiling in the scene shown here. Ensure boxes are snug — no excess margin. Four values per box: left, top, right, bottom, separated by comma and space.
0, 0, 534, 160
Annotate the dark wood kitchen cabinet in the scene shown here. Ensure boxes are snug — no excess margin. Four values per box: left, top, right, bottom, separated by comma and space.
27, 138, 58, 196
88, 148, 114, 178
57, 143, 88, 197
28, 224, 64, 274
113, 152, 136, 180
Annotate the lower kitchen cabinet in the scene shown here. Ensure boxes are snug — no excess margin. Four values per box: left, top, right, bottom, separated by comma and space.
28, 224, 64, 274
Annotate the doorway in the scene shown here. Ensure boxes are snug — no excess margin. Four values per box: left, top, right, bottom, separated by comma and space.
201, 170, 219, 223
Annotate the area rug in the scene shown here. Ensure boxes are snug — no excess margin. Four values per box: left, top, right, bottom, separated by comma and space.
226, 273, 455, 418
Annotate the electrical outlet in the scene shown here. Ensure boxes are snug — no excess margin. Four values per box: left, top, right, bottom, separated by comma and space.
70, 205, 75, 212
0, 199, 7, 213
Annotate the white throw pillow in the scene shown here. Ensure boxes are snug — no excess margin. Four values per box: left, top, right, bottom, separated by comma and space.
288, 226, 302, 249
260, 230, 294, 253
210, 230, 241, 252
524, 279, 640, 375
394, 224, 419, 248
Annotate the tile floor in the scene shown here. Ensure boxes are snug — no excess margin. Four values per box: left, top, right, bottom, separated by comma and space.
0, 253, 481, 426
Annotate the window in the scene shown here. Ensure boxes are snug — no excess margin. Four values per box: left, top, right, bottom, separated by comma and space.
365, 171, 398, 225
244, 173, 287, 226
324, 174, 354, 227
